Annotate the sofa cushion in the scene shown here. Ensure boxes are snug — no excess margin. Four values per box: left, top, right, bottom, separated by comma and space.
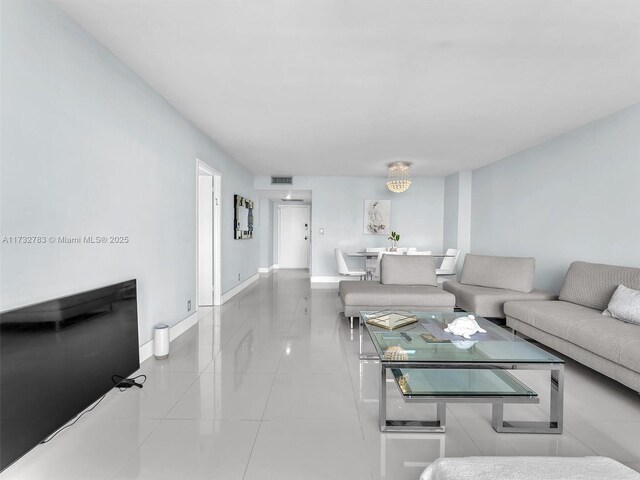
620, 338, 640, 376
339, 281, 454, 307
508, 317, 640, 391
559, 261, 640, 311
569, 317, 640, 374
603, 285, 640, 325
443, 281, 555, 318
505, 300, 640, 373
460, 254, 535, 293
504, 300, 604, 339
380, 254, 436, 286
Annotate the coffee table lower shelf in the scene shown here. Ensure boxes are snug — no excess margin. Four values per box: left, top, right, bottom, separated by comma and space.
380, 363, 563, 434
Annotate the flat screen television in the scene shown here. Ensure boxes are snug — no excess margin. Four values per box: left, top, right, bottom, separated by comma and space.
0, 280, 140, 471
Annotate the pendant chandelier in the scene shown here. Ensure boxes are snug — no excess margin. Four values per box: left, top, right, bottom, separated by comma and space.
386, 161, 412, 193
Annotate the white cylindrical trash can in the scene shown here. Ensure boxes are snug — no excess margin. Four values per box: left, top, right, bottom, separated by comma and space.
153, 324, 170, 359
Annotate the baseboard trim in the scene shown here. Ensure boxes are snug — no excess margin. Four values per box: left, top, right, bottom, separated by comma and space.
139, 340, 153, 363
221, 273, 259, 304
273, 264, 280, 269
138, 310, 199, 363
258, 264, 276, 273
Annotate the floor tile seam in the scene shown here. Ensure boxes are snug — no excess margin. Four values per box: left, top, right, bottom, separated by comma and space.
158, 372, 202, 421
557, 429, 599, 456
122, 367, 202, 379
90, 414, 172, 421
154, 418, 260, 424
567, 419, 640, 425
274, 298, 307, 372
106, 418, 164, 480
258, 362, 283, 425
209, 371, 277, 376
140, 367, 212, 374
272, 371, 352, 376
345, 346, 368, 443
164, 414, 269, 421
241, 416, 264, 479
518, 401, 598, 451
257, 418, 361, 424
215, 301, 257, 355
449, 410, 491, 455
275, 368, 352, 375
453, 409, 599, 457
284, 298, 305, 332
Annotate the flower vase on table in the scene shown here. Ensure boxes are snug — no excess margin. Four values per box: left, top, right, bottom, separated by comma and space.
388, 231, 400, 251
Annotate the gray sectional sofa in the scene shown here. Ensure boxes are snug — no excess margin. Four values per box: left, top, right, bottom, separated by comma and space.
443, 254, 556, 318
339, 255, 455, 328
506, 261, 640, 392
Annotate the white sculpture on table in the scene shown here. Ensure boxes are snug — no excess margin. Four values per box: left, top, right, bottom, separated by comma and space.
444, 315, 487, 339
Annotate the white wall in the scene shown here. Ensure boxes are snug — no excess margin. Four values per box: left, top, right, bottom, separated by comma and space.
255, 176, 444, 279
258, 199, 274, 269
443, 171, 471, 274
0, 0, 258, 344
471, 103, 640, 292
443, 174, 460, 249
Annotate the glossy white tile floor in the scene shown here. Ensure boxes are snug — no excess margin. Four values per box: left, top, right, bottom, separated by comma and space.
3, 270, 640, 479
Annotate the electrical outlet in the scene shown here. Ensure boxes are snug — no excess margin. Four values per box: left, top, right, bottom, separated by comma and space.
187, 300, 192, 311
238, 273, 241, 281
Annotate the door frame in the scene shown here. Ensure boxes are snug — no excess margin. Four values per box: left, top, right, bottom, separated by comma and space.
196, 159, 222, 306
278, 204, 311, 269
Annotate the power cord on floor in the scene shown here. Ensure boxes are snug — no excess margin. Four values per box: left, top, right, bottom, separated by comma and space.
112, 374, 147, 392
40, 374, 147, 444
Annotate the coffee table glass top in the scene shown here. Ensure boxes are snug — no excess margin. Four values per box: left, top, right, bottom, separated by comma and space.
390, 368, 537, 397
361, 311, 563, 364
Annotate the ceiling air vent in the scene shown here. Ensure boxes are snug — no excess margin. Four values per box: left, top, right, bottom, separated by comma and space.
271, 176, 293, 185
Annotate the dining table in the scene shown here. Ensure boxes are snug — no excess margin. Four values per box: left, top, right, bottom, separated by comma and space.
347, 251, 454, 258
345, 251, 455, 280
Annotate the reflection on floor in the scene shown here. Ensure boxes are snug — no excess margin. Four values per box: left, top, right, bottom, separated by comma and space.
2, 270, 640, 479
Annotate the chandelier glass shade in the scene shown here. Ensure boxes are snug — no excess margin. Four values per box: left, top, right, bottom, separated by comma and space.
386, 161, 412, 193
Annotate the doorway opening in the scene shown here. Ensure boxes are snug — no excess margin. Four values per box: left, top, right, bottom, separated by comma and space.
278, 205, 311, 270
196, 159, 221, 306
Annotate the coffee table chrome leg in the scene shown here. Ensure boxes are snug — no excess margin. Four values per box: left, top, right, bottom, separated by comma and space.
549, 366, 563, 430
379, 364, 446, 433
492, 365, 564, 434
379, 364, 387, 432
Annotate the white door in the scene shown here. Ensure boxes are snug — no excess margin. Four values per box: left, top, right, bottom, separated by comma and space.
279, 206, 310, 269
198, 175, 214, 305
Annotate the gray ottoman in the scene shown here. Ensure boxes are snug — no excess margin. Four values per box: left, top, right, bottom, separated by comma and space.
339, 255, 455, 328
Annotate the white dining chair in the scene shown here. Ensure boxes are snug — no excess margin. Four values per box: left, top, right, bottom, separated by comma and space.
407, 250, 432, 255
335, 248, 366, 280
407, 247, 417, 254
436, 248, 460, 277
396, 247, 409, 253
365, 247, 387, 279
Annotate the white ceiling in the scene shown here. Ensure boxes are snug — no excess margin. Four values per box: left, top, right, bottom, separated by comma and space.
56, 0, 640, 177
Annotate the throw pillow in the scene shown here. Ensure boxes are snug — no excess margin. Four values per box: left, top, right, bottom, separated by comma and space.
602, 284, 640, 325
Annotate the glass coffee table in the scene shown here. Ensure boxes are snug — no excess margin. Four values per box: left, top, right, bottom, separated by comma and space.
361, 311, 564, 434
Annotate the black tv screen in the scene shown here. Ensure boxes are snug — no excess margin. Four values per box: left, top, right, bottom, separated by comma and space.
0, 280, 140, 471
